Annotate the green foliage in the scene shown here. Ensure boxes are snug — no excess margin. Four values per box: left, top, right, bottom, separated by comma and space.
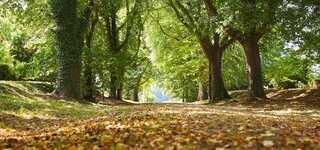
10, 33, 35, 63
222, 45, 247, 90
146, 6, 206, 101
0, 0, 319, 101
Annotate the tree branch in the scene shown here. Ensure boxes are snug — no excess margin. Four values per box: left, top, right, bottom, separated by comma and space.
224, 25, 245, 43
202, 0, 218, 18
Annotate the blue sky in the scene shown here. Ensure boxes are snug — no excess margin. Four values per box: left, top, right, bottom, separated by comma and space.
150, 85, 170, 103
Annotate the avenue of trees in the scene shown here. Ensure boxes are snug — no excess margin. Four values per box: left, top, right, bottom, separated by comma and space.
0, 0, 319, 102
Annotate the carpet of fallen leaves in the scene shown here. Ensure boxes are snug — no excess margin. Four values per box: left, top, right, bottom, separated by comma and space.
0, 103, 319, 150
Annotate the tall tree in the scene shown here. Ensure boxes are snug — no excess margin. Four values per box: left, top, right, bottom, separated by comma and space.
101, 0, 142, 100
50, 0, 81, 99
50, 0, 90, 99
82, 0, 98, 101
220, 0, 282, 98
167, 0, 232, 101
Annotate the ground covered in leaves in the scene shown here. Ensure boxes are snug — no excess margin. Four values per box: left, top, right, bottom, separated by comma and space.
0, 82, 319, 149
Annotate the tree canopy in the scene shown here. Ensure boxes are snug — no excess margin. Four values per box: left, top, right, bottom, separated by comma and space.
0, 0, 319, 101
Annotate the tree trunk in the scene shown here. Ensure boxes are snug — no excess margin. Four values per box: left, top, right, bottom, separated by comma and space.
208, 63, 213, 100
203, 83, 208, 100
199, 38, 231, 102
110, 73, 117, 100
116, 87, 123, 100
83, 61, 94, 100
197, 82, 208, 100
51, 0, 81, 99
208, 50, 231, 102
83, 18, 97, 101
132, 87, 139, 102
241, 39, 266, 98
197, 83, 204, 101
109, 69, 124, 101
315, 80, 320, 89
185, 88, 189, 102
132, 75, 143, 102
182, 86, 185, 103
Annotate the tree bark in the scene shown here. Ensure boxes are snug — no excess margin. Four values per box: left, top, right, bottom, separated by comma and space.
51, 0, 81, 99
197, 82, 208, 100
208, 63, 213, 100
209, 50, 231, 101
83, 61, 94, 100
109, 71, 124, 100
83, 17, 97, 101
132, 87, 139, 102
109, 73, 117, 100
197, 82, 204, 101
116, 87, 123, 100
240, 39, 266, 98
132, 74, 144, 102
200, 38, 231, 102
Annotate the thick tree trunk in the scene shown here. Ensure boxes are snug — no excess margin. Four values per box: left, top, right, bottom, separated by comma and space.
208, 50, 231, 101
51, 0, 81, 99
200, 38, 231, 102
241, 39, 266, 98
199, 37, 231, 102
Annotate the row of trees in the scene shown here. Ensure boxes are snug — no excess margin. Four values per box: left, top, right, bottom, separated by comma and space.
0, 0, 319, 102
150, 0, 319, 102
1, 0, 154, 101
50, 0, 155, 100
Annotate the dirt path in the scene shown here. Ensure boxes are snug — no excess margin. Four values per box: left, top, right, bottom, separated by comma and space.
0, 104, 319, 149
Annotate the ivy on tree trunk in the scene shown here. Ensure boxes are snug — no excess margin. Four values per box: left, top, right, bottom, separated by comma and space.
50, 0, 82, 99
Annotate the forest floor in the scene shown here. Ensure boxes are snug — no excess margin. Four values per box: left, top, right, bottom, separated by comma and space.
0, 81, 319, 149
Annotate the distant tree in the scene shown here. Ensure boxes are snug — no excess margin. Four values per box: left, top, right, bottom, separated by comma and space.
83, 0, 98, 101
100, 0, 144, 100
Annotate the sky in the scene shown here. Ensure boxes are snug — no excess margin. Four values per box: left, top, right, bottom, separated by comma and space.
150, 84, 170, 103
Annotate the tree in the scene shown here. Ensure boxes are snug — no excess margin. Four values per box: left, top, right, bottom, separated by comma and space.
50, 0, 86, 99
124, 31, 153, 102
167, 0, 232, 101
218, 0, 282, 98
148, 10, 207, 102
100, 0, 144, 100
83, 0, 98, 101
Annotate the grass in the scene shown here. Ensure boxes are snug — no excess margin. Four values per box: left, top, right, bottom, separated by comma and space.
0, 81, 134, 134
0, 81, 113, 119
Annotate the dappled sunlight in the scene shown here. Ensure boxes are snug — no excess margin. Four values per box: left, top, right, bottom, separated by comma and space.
1, 0, 319, 148
152, 104, 320, 120
0, 102, 319, 149
0, 81, 319, 149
